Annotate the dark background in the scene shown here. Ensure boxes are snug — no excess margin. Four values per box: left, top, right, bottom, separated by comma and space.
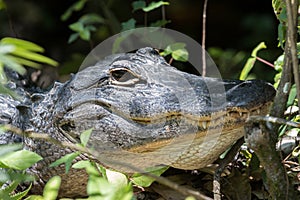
0, 0, 280, 83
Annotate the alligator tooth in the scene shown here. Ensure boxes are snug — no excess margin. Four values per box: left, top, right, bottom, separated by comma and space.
201, 121, 207, 129
239, 112, 243, 116
257, 109, 260, 114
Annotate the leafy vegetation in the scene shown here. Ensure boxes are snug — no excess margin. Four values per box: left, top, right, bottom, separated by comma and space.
0, 0, 299, 199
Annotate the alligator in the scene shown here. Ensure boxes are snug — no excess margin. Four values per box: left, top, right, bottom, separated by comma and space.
0, 47, 276, 197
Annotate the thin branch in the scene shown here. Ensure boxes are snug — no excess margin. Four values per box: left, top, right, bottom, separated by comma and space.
256, 56, 274, 68
247, 115, 300, 128
285, 0, 300, 112
1, 124, 211, 199
201, 0, 208, 77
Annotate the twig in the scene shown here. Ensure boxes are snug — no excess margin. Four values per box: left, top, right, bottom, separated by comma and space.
256, 56, 274, 68
247, 115, 300, 128
201, 0, 208, 77
1, 124, 210, 199
285, 0, 300, 112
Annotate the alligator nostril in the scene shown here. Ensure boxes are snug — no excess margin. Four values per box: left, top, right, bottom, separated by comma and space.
60, 122, 75, 132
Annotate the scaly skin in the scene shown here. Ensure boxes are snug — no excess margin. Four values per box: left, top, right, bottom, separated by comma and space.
0, 47, 276, 197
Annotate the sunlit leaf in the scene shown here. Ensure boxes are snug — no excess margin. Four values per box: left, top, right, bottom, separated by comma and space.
0, 44, 15, 54
0, 54, 26, 75
1, 37, 44, 52
106, 169, 128, 189
80, 128, 93, 147
0, 143, 23, 157
72, 160, 99, 176
43, 176, 61, 200
0, 150, 42, 170
13, 57, 41, 69
11, 48, 58, 67
6, 183, 31, 200
131, 166, 169, 187
69, 22, 84, 32
172, 48, 188, 62
142, 1, 169, 12
49, 152, 80, 173
79, 29, 91, 41
239, 42, 267, 80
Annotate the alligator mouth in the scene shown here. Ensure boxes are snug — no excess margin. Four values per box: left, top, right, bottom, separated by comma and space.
129, 103, 270, 128
124, 102, 271, 153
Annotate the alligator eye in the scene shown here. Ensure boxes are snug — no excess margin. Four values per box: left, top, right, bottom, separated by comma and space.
110, 68, 140, 86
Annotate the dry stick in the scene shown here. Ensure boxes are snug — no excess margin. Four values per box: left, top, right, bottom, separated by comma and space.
2, 124, 211, 200
247, 115, 300, 128
251, 3, 297, 196
286, 0, 300, 112
201, 0, 208, 77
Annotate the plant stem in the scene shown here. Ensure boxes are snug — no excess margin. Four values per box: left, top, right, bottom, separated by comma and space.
201, 0, 208, 77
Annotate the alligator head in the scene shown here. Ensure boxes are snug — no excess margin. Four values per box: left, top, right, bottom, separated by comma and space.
24, 47, 275, 196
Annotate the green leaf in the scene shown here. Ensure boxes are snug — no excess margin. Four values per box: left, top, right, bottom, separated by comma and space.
61, 0, 87, 21
121, 18, 136, 32
239, 57, 256, 81
68, 33, 79, 44
69, 21, 84, 32
79, 29, 91, 41
250, 42, 267, 57
87, 175, 108, 196
106, 169, 128, 189
142, 1, 169, 12
8, 183, 31, 200
0, 0, 7, 10
11, 47, 58, 66
79, 13, 105, 24
132, 0, 146, 12
0, 143, 23, 157
80, 128, 93, 147
239, 42, 267, 80
287, 84, 297, 106
0, 181, 19, 194
13, 57, 41, 69
163, 42, 186, 55
24, 195, 43, 200
131, 166, 169, 187
43, 176, 61, 200
150, 19, 171, 27
0, 44, 15, 54
0, 150, 42, 170
0, 54, 27, 75
172, 48, 189, 62
1, 37, 44, 52
0, 83, 19, 99
72, 160, 99, 176
49, 152, 80, 174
